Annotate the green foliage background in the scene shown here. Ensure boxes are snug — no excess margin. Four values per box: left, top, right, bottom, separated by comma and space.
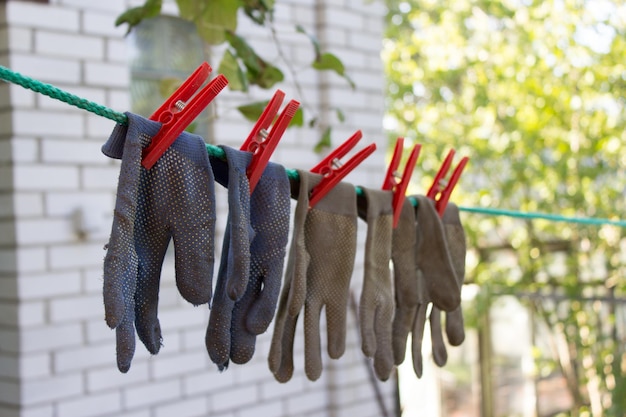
384, 0, 626, 414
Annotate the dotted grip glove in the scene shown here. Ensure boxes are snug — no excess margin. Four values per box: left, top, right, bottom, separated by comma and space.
356, 187, 395, 381
391, 199, 419, 365
422, 203, 467, 369
102, 112, 216, 373
205, 146, 253, 370
410, 196, 461, 377
269, 171, 357, 382
206, 146, 290, 370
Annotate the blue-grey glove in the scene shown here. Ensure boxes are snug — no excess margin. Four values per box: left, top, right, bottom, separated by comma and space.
102, 112, 216, 372
206, 147, 290, 369
205, 146, 253, 370
229, 161, 290, 364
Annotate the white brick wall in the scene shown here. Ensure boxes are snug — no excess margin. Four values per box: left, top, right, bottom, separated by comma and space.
0, 1, 395, 417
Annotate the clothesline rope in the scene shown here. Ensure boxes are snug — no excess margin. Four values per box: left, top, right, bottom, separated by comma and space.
1, 65, 624, 228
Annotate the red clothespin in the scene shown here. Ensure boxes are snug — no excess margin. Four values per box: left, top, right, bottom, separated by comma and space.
382, 137, 421, 228
426, 149, 469, 217
142, 62, 228, 169
240, 90, 300, 193
308, 130, 376, 208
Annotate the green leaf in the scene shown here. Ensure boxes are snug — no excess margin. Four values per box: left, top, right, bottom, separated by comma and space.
312, 52, 355, 89
178, 0, 239, 45
335, 107, 345, 123
251, 63, 284, 89
226, 32, 262, 74
314, 127, 332, 154
308, 117, 318, 128
242, 0, 275, 24
218, 50, 248, 92
176, 0, 202, 20
115, 0, 162, 33
237, 101, 270, 122
295, 24, 321, 59
226, 32, 284, 88
343, 73, 356, 90
291, 108, 304, 127
313, 52, 345, 75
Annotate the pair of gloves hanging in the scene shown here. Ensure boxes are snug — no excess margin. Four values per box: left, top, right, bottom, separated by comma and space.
269, 173, 467, 383
102, 113, 290, 373
391, 197, 467, 379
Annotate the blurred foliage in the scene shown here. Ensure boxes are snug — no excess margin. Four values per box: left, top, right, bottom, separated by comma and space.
117, 0, 354, 144
384, 0, 626, 414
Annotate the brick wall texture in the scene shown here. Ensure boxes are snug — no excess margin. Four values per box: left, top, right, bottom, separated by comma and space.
0, 0, 396, 416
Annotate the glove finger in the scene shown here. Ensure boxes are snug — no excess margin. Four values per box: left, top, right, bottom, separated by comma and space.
412, 303, 428, 378
225, 177, 253, 301
229, 276, 258, 365
212, 147, 252, 302
445, 307, 465, 346
430, 306, 448, 367
269, 312, 299, 383
172, 224, 214, 306
246, 259, 285, 335
102, 120, 143, 329
392, 198, 418, 308
304, 300, 324, 381
103, 239, 138, 329
286, 171, 313, 316
326, 300, 348, 359
206, 289, 234, 370
133, 226, 169, 355
373, 302, 395, 381
359, 294, 377, 358
286, 232, 309, 317
392, 305, 417, 365
229, 327, 256, 365
168, 132, 216, 306
268, 256, 294, 374
205, 229, 235, 370
115, 300, 136, 373
442, 203, 466, 287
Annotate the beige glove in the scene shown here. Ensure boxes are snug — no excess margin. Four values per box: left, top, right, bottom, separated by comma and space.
391, 198, 419, 365
357, 187, 395, 381
269, 171, 358, 382
412, 196, 461, 377
426, 203, 467, 370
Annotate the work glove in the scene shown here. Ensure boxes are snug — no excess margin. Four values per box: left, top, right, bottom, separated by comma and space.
356, 187, 395, 381
425, 203, 467, 365
410, 197, 462, 377
391, 198, 419, 365
269, 171, 357, 382
229, 160, 290, 364
206, 147, 291, 369
441, 203, 467, 346
102, 112, 216, 372
205, 146, 253, 370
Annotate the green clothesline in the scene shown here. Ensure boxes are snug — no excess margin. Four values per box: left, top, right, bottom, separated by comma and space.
1, 65, 624, 228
